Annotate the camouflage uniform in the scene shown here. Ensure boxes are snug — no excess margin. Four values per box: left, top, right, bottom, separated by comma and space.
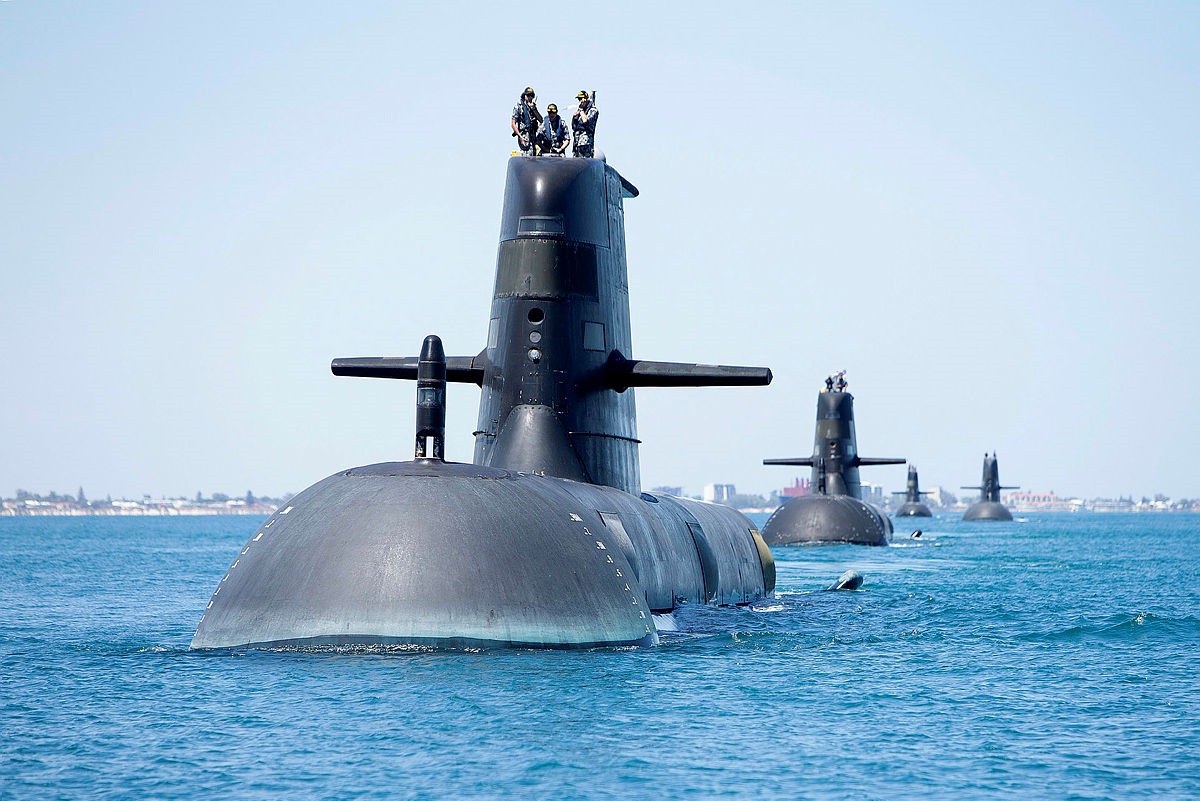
572, 104, 599, 158
511, 99, 541, 153
536, 114, 570, 154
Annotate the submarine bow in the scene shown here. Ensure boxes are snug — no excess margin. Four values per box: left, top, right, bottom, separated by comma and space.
193, 156, 775, 650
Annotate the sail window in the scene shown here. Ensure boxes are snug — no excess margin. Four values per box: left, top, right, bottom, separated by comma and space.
583, 322, 605, 352
517, 216, 564, 236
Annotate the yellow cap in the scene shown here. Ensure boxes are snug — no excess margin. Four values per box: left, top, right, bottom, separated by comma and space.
576, 90, 589, 100
524, 86, 535, 96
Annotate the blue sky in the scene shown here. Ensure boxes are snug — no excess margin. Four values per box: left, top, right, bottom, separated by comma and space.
2, 2, 1197, 500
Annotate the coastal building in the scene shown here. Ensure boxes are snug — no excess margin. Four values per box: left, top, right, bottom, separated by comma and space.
703, 483, 736, 503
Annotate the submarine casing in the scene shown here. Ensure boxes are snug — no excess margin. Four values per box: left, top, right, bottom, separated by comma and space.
761, 494, 893, 547
191, 461, 772, 649
962, 501, 1013, 521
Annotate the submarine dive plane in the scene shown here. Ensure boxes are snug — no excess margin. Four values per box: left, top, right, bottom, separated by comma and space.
962, 452, 1017, 521
761, 374, 904, 546
192, 155, 777, 650
892, 465, 933, 518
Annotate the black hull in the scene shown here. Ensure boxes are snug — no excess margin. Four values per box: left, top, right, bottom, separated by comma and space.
762, 495, 892, 547
962, 501, 1013, 521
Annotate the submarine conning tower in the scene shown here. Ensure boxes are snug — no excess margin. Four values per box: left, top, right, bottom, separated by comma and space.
470, 157, 770, 494
333, 157, 769, 494
475, 157, 641, 492
763, 379, 905, 499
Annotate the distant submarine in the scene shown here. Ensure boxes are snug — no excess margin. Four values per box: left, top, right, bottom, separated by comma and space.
760, 373, 905, 546
892, 465, 933, 518
192, 155, 777, 650
961, 452, 1017, 521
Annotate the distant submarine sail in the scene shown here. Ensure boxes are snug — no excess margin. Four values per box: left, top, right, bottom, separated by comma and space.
961, 452, 1017, 521
760, 375, 904, 546
892, 465, 933, 518
192, 156, 776, 650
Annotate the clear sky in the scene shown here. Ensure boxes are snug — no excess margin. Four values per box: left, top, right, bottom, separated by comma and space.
3, 2, 1197, 501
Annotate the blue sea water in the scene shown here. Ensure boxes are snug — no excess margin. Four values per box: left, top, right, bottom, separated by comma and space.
2, 513, 1198, 800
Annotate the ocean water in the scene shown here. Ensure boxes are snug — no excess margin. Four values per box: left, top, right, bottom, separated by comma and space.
2, 512, 1198, 800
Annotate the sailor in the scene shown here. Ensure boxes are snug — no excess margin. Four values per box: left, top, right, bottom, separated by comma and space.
535, 103, 570, 155
571, 90, 598, 158
510, 87, 543, 154
835, 372, 847, 392
825, 376, 835, 392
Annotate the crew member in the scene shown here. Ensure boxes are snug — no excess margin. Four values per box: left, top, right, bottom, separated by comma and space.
571, 90, 598, 158
536, 104, 570, 155
510, 87, 542, 154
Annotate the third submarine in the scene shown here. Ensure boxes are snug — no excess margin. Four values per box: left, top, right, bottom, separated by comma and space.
962, 452, 1018, 521
192, 154, 776, 650
892, 465, 933, 518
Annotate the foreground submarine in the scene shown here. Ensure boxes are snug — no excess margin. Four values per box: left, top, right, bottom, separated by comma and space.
760, 374, 904, 546
962, 452, 1017, 521
892, 465, 933, 518
192, 155, 776, 650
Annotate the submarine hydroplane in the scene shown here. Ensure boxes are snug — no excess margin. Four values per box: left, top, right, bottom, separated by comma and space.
192, 155, 776, 650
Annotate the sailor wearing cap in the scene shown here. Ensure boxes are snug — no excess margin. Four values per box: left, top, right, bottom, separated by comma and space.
571, 90, 598, 158
510, 86, 543, 153
536, 103, 570, 155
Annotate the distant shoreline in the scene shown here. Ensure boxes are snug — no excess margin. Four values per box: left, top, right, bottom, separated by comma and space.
1, 507, 277, 517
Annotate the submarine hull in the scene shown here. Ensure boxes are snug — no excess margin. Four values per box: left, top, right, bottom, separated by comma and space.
193, 460, 773, 650
761, 495, 893, 547
894, 502, 932, 518
962, 501, 1013, 521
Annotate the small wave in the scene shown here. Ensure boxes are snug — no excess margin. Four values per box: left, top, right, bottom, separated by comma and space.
1023, 612, 1200, 642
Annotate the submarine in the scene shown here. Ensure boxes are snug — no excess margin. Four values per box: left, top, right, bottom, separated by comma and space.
760, 373, 905, 546
892, 465, 933, 518
192, 155, 777, 650
962, 452, 1017, 521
